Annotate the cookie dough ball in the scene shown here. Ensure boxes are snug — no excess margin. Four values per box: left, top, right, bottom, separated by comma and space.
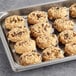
42, 46, 64, 61
54, 19, 74, 32
14, 39, 36, 54
48, 7, 68, 20
58, 30, 76, 44
36, 34, 58, 49
30, 22, 52, 38
70, 3, 76, 18
65, 42, 76, 55
19, 51, 42, 66
5, 15, 25, 30
28, 11, 48, 24
8, 27, 30, 42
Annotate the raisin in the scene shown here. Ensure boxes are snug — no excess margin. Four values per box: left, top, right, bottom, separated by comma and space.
11, 34, 14, 37
43, 53, 46, 56
42, 24, 44, 27
64, 33, 68, 39
72, 43, 76, 46
37, 14, 41, 18
47, 52, 50, 55
17, 32, 22, 36
56, 7, 59, 9
32, 13, 35, 16
74, 5, 76, 7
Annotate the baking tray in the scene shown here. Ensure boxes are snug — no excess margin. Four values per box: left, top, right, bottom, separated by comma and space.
0, 0, 76, 72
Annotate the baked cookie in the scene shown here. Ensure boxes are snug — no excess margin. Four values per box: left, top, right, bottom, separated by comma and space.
42, 46, 64, 61
8, 27, 30, 42
58, 30, 76, 44
48, 7, 68, 20
5, 15, 25, 30
65, 42, 76, 55
14, 39, 36, 54
54, 19, 74, 32
70, 3, 76, 18
28, 11, 48, 24
36, 34, 58, 49
19, 51, 42, 66
30, 22, 52, 38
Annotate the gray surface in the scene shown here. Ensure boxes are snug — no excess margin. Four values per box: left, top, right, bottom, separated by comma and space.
0, 0, 76, 76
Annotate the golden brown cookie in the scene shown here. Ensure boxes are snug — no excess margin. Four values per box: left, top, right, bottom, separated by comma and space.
5, 15, 25, 30
8, 27, 30, 42
42, 46, 64, 61
28, 11, 48, 24
48, 7, 68, 20
19, 51, 42, 66
70, 3, 76, 18
58, 30, 76, 44
54, 19, 74, 32
36, 34, 58, 49
30, 22, 52, 38
65, 42, 76, 55
14, 39, 36, 54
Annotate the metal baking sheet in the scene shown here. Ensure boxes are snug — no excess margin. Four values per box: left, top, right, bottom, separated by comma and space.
0, 0, 76, 72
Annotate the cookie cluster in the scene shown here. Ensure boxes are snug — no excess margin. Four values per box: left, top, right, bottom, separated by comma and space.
4, 3, 76, 66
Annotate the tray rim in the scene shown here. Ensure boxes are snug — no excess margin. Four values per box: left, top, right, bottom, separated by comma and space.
0, 0, 76, 72
0, 0, 66, 13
